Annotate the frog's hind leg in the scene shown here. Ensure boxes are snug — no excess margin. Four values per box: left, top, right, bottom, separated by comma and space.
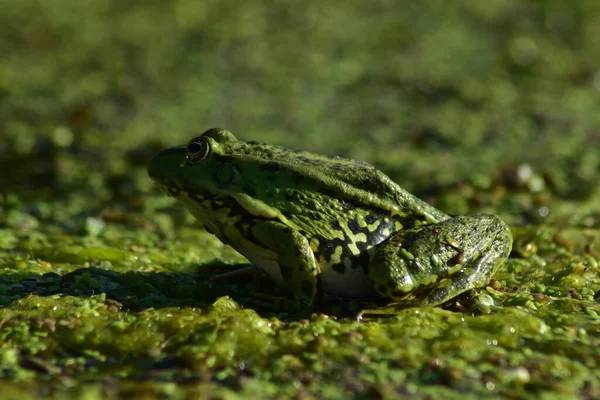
369, 214, 512, 307
421, 227, 511, 306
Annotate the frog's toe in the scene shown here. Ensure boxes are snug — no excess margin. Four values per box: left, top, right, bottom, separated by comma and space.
420, 242, 510, 306
421, 270, 478, 306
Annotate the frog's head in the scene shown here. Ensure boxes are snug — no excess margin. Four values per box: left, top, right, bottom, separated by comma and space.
147, 128, 251, 201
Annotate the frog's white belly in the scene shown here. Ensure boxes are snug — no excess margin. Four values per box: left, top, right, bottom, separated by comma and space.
248, 252, 375, 298
319, 262, 376, 298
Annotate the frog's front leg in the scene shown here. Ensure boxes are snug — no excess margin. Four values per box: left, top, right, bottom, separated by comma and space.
368, 214, 512, 306
240, 220, 320, 312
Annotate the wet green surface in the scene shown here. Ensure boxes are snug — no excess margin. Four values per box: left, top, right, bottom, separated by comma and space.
1, 0, 600, 398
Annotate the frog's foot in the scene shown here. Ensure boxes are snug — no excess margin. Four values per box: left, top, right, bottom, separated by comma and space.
368, 214, 512, 306
420, 244, 506, 306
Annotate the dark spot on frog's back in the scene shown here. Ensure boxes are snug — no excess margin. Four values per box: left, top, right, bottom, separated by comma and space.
347, 219, 361, 234
339, 200, 355, 212
329, 219, 342, 230
330, 163, 350, 172
365, 214, 377, 225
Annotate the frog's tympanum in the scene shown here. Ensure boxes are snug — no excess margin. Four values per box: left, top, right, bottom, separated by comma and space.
148, 128, 512, 312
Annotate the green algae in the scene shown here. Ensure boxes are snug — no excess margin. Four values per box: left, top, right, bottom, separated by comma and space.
1, 219, 600, 398
1, 0, 600, 398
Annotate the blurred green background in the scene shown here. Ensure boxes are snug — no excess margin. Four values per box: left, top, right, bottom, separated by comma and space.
3, 0, 600, 194
1, 0, 600, 398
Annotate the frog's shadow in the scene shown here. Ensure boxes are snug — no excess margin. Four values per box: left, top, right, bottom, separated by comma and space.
3, 265, 236, 307
7, 265, 376, 319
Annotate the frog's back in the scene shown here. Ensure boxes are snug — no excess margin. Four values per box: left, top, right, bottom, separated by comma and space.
215, 134, 448, 225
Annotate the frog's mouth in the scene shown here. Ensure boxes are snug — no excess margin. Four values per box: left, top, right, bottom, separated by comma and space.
152, 180, 183, 198
152, 178, 262, 218
153, 178, 206, 200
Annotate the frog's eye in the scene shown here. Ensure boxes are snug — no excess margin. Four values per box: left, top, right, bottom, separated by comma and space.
185, 137, 210, 164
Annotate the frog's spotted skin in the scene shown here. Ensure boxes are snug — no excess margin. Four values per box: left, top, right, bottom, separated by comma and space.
148, 128, 512, 312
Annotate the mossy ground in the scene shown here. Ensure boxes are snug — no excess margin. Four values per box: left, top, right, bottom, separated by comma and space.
1, 1, 600, 399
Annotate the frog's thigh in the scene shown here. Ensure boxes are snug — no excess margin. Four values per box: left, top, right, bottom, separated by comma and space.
251, 221, 320, 308
370, 214, 512, 305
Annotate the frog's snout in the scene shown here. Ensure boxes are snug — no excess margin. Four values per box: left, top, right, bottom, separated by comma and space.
147, 146, 187, 181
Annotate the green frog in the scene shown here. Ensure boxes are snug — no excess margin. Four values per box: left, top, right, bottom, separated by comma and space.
148, 128, 512, 312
